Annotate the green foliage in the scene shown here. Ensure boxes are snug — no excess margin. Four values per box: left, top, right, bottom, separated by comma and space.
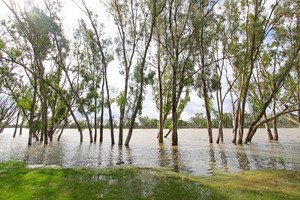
188, 113, 207, 128
116, 92, 127, 107
138, 116, 158, 128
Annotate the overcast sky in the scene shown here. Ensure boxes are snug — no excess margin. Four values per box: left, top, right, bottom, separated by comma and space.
0, 0, 233, 121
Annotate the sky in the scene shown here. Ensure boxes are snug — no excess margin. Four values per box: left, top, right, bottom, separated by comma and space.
0, 0, 233, 122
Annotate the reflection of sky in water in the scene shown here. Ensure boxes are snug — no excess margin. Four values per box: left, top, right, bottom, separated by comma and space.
0, 128, 299, 176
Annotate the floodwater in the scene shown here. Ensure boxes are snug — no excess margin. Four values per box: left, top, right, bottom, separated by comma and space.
0, 128, 299, 176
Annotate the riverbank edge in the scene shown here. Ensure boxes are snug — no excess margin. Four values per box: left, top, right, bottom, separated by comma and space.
0, 162, 299, 200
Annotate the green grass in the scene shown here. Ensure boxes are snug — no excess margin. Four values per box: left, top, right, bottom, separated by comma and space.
0, 162, 299, 200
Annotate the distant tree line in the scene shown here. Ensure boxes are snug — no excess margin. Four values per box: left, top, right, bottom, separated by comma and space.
61, 112, 297, 129
0, 0, 299, 146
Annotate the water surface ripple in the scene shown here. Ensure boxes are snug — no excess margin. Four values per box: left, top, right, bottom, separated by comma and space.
0, 128, 299, 175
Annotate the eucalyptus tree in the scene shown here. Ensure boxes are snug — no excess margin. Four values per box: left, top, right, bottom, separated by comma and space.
74, 19, 104, 142
106, 0, 141, 145
38, 0, 89, 143
2, 0, 54, 144
0, 1, 50, 144
0, 94, 18, 133
75, 0, 115, 144
274, 0, 299, 127
232, 0, 285, 144
0, 45, 40, 144
1, 0, 86, 144
124, 0, 166, 146
211, 1, 240, 143
220, 0, 243, 144
106, 0, 166, 145
247, 62, 274, 140
155, 0, 199, 145
244, 0, 300, 142
152, 30, 172, 143
0, 18, 42, 144
192, 0, 219, 143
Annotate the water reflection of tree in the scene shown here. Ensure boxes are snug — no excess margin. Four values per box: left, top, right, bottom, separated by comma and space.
124, 146, 133, 165
218, 145, 228, 172
114, 145, 133, 165
44, 142, 64, 166
208, 145, 216, 174
248, 142, 287, 170
235, 147, 250, 171
108, 145, 114, 166
171, 146, 181, 172
23, 141, 64, 166
157, 143, 190, 174
157, 143, 171, 167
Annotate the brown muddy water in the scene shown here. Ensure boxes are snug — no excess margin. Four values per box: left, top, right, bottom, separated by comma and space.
0, 128, 299, 175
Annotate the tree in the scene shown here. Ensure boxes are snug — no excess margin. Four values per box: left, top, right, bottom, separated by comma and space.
107, 0, 142, 145
235, 0, 283, 144
1, 0, 85, 144
75, 19, 104, 142
75, 0, 115, 144
157, 0, 198, 145
244, 0, 300, 143
124, 0, 166, 145
0, 94, 18, 133
193, 0, 219, 143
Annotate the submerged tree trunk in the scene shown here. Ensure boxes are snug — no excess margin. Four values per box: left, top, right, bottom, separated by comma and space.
125, 1, 162, 146
104, 65, 115, 145
273, 100, 278, 141
157, 38, 163, 144
216, 86, 224, 143
164, 128, 172, 138
171, 86, 178, 146
94, 101, 97, 143
13, 112, 20, 138
202, 79, 213, 143
28, 77, 38, 146
263, 113, 273, 140
99, 78, 105, 143
39, 65, 48, 145
19, 116, 24, 135
216, 116, 223, 143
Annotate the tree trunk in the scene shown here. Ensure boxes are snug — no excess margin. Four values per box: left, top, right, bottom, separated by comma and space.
158, 42, 164, 143
202, 80, 213, 143
40, 72, 48, 145
99, 79, 105, 143
216, 85, 224, 143
232, 105, 239, 143
104, 65, 115, 145
119, 108, 124, 145
172, 94, 178, 146
247, 108, 299, 142
19, 116, 24, 135
28, 77, 38, 146
13, 112, 20, 138
263, 113, 273, 140
119, 71, 129, 145
164, 129, 172, 138
297, 70, 300, 127
57, 123, 66, 141
94, 103, 97, 143
125, 3, 159, 145
273, 100, 278, 141
216, 116, 223, 143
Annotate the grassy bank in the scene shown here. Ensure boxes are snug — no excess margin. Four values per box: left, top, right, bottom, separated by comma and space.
0, 162, 299, 200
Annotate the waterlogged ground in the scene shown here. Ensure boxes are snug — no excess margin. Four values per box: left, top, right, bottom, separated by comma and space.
0, 162, 299, 200
0, 128, 299, 175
